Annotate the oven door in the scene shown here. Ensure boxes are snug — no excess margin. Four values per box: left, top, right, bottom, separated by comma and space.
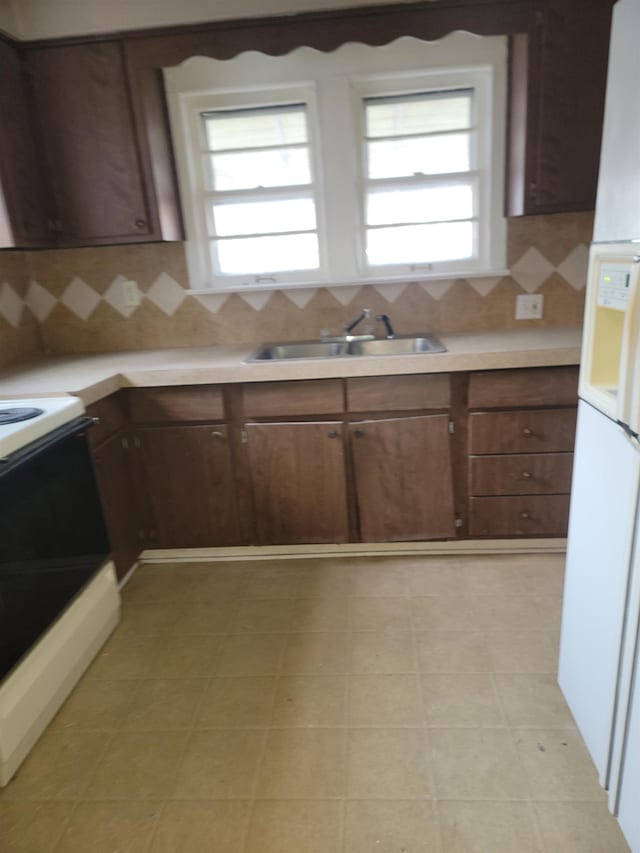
0, 418, 110, 680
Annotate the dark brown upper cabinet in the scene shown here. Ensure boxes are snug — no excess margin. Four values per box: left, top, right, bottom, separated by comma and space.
0, 0, 614, 251
507, 0, 615, 215
26, 41, 178, 247
0, 37, 52, 247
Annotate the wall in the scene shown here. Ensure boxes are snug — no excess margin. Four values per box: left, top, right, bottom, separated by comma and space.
0, 252, 43, 369
0, 0, 17, 36
24, 211, 591, 356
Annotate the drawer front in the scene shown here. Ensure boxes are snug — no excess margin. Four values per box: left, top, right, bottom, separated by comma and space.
468, 366, 579, 409
347, 374, 450, 412
129, 386, 224, 423
469, 409, 577, 454
86, 393, 125, 448
469, 495, 570, 537
469, 452, 574, 496
243, 379, 343, 417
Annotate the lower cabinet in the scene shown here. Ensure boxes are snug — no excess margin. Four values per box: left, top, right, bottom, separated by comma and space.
90, 368, 579, 553
350, 415, 456, 541
246, 421, 349, 545
92, 430, 142, 580
136, 424, 240, 547
467, 367, 578, 537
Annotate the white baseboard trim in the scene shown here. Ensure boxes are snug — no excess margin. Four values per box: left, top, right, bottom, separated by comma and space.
139, 539, 567, 565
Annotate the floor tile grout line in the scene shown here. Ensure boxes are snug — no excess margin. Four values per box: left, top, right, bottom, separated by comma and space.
238, 577, 290, 853
489, 670, 536, 805
407, 578, 439, 803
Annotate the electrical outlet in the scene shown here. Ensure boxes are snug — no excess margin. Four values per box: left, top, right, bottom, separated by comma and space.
515, 293, 544, 320
121, 279, 141, 308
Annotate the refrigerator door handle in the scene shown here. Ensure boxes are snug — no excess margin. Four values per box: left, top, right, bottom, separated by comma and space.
618, 256, 640, 430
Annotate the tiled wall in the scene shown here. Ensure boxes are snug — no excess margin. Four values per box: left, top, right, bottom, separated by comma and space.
0, 251, 43, 369
0, 211, 592, 362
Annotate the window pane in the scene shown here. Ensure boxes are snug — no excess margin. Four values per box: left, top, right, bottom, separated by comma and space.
211, 198, 317, 236
365, 91, 472, 138
367, 184, 473, 226
203, 105, 308, 151
367, 133, 470, 179
366, 221, 473, 266
215, 233, 319, 274
207, 147, 311, 191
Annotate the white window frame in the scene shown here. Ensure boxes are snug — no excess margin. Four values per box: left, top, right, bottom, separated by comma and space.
352, 71, 490, 278
164, 34, 508, 294
167, 84, 329, 290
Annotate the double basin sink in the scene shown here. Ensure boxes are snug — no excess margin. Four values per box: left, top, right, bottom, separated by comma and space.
248, 334, 446, 361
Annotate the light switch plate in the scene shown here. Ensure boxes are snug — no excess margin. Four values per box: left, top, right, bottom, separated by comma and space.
122, 279, 141, 307
515, 293, 544, 320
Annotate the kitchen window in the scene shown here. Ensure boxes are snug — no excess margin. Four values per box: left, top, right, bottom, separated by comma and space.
165, 34, 507, 292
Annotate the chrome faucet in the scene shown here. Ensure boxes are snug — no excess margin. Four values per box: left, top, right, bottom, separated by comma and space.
344, 308, 371, 334
376, 314, 396, 339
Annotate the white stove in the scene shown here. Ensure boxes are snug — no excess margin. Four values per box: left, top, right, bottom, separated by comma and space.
0, 396, 85, 459
0, 394, 120, 787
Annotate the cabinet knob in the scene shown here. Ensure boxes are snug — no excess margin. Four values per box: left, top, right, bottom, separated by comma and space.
522, 427, 533, 436
353, 429, 365, 438
520, 471, 532, 479
135, 219, 147, 229
520, 511, 530, 519
211, 430, 225, 440
327, 430, 339, 439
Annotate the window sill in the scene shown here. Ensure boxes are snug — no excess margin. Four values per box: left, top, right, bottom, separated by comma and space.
186, 268, 511, 295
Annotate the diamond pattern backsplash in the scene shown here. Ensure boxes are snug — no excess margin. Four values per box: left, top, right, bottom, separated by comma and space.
0, 211, 593, 358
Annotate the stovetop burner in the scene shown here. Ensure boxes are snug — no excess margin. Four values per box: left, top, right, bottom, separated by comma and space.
0, 407, 44, 425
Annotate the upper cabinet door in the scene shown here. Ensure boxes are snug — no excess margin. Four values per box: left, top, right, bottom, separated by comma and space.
0, 38, 52, 247
508, 0, 614, 216
27, 42, 155, 246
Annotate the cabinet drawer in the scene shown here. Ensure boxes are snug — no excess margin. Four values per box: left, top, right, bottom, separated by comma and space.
469, 452, 574, 496
468, 367, 579, 409
469, 409, 577, 454
243, 380, 343, 417
129, 386, 224, 423
347, 374, 450, 412
86, 393, 126, 448
469, 495, 570, 537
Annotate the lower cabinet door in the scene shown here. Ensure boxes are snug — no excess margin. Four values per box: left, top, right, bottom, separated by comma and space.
137, 424, 240, 547
351, 415, 456, 541
246, 421, 349, 545
92, 431, 142, 580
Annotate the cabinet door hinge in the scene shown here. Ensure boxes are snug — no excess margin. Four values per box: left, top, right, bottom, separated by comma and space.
240, 429, 249, 444
120, 435, 129, 450
448, 420, 455, 435
133, 435, 141, 449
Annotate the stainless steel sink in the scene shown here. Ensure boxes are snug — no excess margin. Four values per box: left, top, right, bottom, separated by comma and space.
249, 341, 348, 360
247, 334, 446, 361
348, 335, 446, 356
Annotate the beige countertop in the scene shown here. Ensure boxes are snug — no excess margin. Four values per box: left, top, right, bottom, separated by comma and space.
0, 326, 582, 406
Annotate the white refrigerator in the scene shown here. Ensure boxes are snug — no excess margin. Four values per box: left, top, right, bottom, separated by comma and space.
559, 0, 640, 848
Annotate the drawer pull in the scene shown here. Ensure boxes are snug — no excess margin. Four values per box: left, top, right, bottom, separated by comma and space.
353, 429, 365, 439
211, 430, 225, 440
328, 430, 339, 439
520, 471, 532, 479
520, 511, 530, 519
522, 427, 533, 436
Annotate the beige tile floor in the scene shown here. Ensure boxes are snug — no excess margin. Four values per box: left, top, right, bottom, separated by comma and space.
0, 554, 631, 852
